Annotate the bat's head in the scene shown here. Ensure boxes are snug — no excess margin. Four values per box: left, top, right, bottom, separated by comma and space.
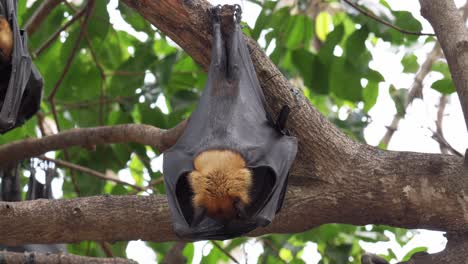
188, 150, 252, 226
0, 16, 13, 63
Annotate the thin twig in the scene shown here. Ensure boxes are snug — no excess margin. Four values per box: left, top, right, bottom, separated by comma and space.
46, 95, 138, 114
24, 0, 64, 36
342, 0, 435, 36
379, 43, 442, 147
47, 0, 95, 101
430, 130, 463, 157
162, 242, 187, 264
100, 242, 114, 257
32, 6, 87, 58
36, 112, 47, 137
84, 32, 107, 125
436, 95, 449, 154
212, 241, 240, 264
128, 178, 164, 195
431, 96, 463, 157
38, 156, 147, 191
46, 0, 95, 195
261, 239, 287, 264
105, 71, 146, 76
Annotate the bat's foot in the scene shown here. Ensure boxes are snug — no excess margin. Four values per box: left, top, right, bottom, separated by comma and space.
210, 5, 222, 23
233, 4, 242, 23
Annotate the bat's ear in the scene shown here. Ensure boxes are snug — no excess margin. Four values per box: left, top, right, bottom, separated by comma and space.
233, 197, 247, 219
191, 206, 206, 227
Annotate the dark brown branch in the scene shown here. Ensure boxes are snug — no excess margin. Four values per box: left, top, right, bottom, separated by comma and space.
0, 122, 186, 165
38, 156, 146, 192
0, 251, 136, 264
342, 0, 435, 36
24, 0, 63, 36
419, 0, 468, 132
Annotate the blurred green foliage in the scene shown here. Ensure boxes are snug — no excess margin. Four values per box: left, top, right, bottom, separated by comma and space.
7, 0, 450, 262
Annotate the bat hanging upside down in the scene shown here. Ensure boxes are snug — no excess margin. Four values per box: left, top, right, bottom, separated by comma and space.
188, 149, 252, 224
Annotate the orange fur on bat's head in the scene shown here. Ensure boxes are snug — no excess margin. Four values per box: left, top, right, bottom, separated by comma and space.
0, 16, 13, 63
188, 149, 252, 222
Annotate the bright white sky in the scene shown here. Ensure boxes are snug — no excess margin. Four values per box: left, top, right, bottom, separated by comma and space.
28, 0, 468, 263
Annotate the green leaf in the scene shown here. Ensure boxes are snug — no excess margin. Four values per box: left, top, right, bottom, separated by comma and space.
345, 27, 368, 57
183, 243, 195, 264
292, 50, 329, 94
431, 62, 451, 79
319, 24, 344, 64
345, 27, 371, 68
389, 85, 408, 117
329, 57, 362, 102
363, 81, 379, 112
252, 1, 278, 40
393, 11, 422, 42
431, 79, 456, 94
201, 242, 229, 263
87, 1, 110, 42
285, 15, 313, 49
402, 247, 428, 261
401, 54, 419, 73
118, 2, 152, 32
316, 12, 332, 41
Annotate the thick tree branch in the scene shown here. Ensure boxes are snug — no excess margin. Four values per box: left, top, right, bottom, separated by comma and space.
419, 0, 468, 131
0, 148, 466, 245
0, 251, 136, 264
0, 122, 186, 165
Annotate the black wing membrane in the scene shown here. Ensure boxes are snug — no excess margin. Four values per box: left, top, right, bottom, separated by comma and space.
0, 0, 43, 134
163, 5, 298, 240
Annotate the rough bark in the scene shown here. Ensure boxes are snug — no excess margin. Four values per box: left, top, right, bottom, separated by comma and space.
0, 149, 466, 245
419, 0, 468, 132
0, 0, 467, 261
0, 251, 136, 264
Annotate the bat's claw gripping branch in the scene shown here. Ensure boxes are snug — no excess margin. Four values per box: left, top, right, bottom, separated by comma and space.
210, 5, 222, 24
233, 4, 242, 23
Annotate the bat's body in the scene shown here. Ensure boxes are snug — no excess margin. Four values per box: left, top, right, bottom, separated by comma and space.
163, 5, 297, 240
0, 16, 12, 63
0, 0, 44, 133
189, 149, 252, 222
